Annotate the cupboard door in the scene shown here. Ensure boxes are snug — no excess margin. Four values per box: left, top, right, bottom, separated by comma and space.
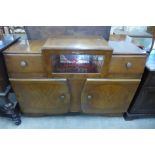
81, 79, 140, 114
10, 79, 70, 115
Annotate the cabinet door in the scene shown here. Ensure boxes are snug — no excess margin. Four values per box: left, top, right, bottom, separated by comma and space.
81, 79, 140, 114
131, 87, 155, 114
10, 79, 70, 115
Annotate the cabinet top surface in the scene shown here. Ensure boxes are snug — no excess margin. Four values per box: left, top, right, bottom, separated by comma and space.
4, 36, 146, 55
42, 36, 112, 51
3, 39, 46, 54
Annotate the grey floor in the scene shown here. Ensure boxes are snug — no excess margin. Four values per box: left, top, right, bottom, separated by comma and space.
0, 115, 155, 129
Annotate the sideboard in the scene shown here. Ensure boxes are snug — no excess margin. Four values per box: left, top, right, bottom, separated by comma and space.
3, 36, 147, 116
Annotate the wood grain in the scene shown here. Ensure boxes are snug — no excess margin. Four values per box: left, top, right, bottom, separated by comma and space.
68, 79, 85, 112
109, 55, 146, 74
81, 79, 140, 114
10, 78, 70, 115
42, 36, 112, 51
4, 53, 45, 78
3, 36, 147, 115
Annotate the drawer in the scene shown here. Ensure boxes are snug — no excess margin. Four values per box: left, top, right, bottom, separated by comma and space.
4, 54, 45, 76
109, 55, 146, 74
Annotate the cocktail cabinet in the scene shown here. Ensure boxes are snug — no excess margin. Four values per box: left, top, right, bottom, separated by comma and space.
3, 36, 147, 116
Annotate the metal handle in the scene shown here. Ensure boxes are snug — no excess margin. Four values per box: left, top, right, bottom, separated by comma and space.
20, 61, 27, 67
126, 62, 133, 69
87, 95, 92, 100
60, 95, 65, 99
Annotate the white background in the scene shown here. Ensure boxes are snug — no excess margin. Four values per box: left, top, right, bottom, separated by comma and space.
0, 130, 155, 155
0, 0, 154, 26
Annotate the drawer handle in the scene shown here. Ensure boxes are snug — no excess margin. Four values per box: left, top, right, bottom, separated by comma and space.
60, 95, 65, 100
20, 61, 27, 67
126, 62, 133, 69
87, 95, 92, 100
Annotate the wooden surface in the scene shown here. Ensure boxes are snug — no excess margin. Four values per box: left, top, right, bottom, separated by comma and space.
3, 36, 147, 115
68, 79, 85, 112
3, 40, 45, 54
4, 53, 45, 78
109, 55, 146, 74
4, 53, 146, 79
42, 36, 112, 50
81, 79, 140, 114
3, 36, 146, 55
10, 78, 70, 115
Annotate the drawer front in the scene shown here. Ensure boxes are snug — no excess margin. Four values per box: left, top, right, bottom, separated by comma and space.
81, 79, 140, 114
4, 54, 45, 76
109, 55, 146, 74
10, 78, 70, 115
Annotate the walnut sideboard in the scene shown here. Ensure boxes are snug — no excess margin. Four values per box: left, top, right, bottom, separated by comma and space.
3, 36, 147, 116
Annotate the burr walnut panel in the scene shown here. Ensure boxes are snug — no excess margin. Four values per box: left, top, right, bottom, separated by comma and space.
81, 79, 140, 114
10, 79, 70, 115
